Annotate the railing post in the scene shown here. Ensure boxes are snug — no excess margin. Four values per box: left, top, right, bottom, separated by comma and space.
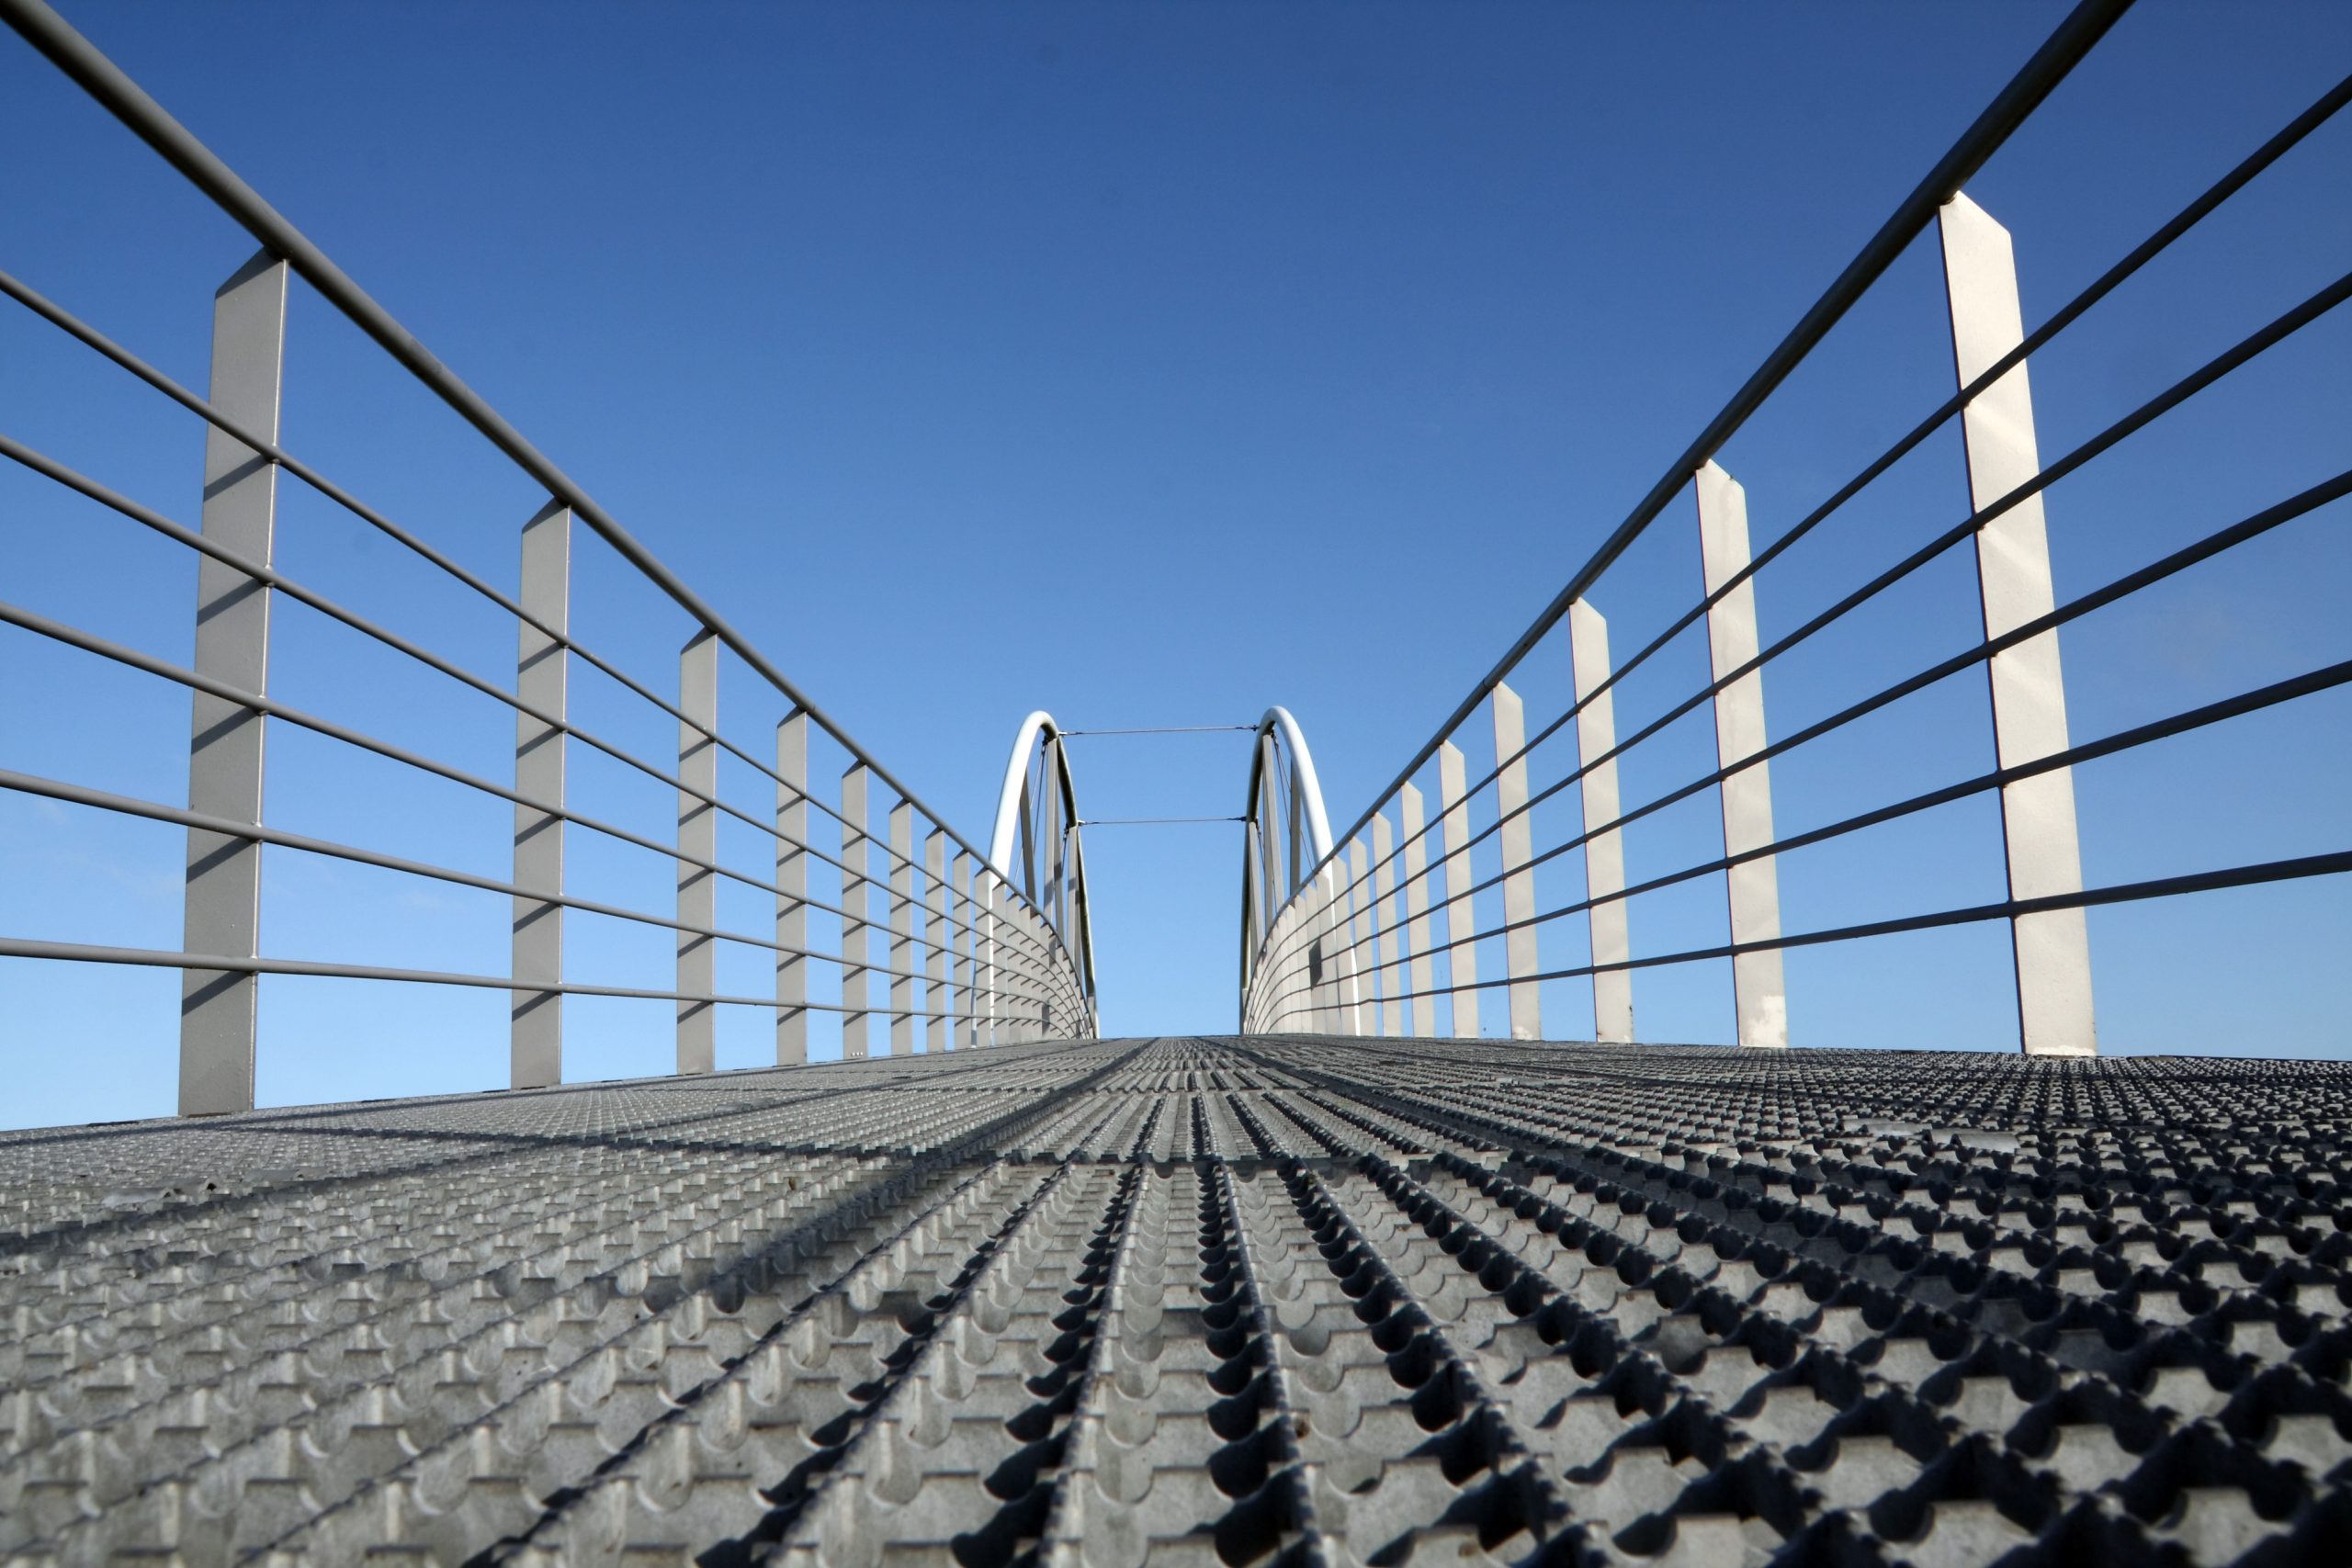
1438, 740, 1481, 1039
947, 845, 970, 1050
1569, 601, 1635, 1043
509, 501, 570, 1089
178, 250, 287, 1117
1348, 837, 1375, 1035
1373, 811, 1402, 1039
1330, 851, 1356, 1034
1002, 901, 1030, 1044
675, 629, 718, 1075
1491, 682, 1543, 1040
1291, 899, 1308, 1033
975, 868, 998, 1047
775, 711, 808, 1065
1940, 191, 2098, 1057
1023, 906, 1050, 1040
1291, 897, 1315, 1034
1308, 872, 1336, 1033
1400, 783, 1437, 1038
1696, 461, 1789, 1049
888, 800, 913, 1055
928, 830, 950, 1053
840, 762, 870, 1059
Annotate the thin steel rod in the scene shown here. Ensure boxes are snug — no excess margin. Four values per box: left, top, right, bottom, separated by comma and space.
0, 600, 1055, 969
1281, 652, 2352, 986
1259, 849, 2352, 1015
1310, 0, 2134, 873
1058, 726, 1257, 736
0, 936, 998, 1019
0, 0, 1060, 944
1253, 267, 2352, 968
1075, 817, 1250, 826
0, 767, 1061, 1001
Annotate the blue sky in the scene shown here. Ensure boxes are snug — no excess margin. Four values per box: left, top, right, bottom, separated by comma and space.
3, 2, 2346, 1128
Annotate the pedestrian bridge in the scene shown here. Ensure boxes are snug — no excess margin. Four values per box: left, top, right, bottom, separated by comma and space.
3, 0, 2348, 1562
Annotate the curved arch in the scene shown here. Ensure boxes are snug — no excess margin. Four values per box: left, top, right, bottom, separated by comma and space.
986, 712, 1097, 1034
1238, 706, 1337, 1020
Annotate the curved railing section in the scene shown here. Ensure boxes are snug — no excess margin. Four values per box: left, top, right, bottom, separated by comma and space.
1241, 2, 2349, 1054
1237, 706, 1337, 1028
0, 0, 1089, 1117
987, 712, 1098, 1035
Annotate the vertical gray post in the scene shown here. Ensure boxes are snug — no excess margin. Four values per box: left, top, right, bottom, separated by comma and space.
675, 630, 718, 1075
510, 501, 570, 1089
1001, 901, 1030, 1044
1696, 461, 1789, 1049
1265, 899, 1290, 1032
840, 763, 870, 1059
1438, 740, 1481, 1039
1491, 682, 1543, 1040
948, 847, 971, 1050
1019, 907, 1047, 1040
1307, 873, 1335, 1033
927, 831, 950, 1053
775, 711, 808, 1065
1941, 192, 2097, 1057
1298, 902, 1317, 1034
1330, 862, 1353, 1035
888, 801, 913, 1056
1347, 838, 1374, 1035
180, 251, 288, 1118
1569, 601, 1634, 1043
975, 869, 998, 1047
1373, 811, 1402, 1038
1400, 783, 1438, 1038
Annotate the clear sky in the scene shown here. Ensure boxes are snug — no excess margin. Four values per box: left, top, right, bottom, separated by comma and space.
3, 2, 2346, 1129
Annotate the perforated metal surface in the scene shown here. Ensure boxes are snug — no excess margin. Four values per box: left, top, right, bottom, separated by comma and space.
4, 1038, 2348, 1565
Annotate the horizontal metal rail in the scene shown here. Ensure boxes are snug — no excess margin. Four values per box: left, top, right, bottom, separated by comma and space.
1256, 656, 2352, 1013
0, 435, 1064, 971
0, 770, 1062, 1004
1259, 852, 2352, 1012
0, 937, 999, 1020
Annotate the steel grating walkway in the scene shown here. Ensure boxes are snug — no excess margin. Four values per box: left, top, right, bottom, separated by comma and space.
4, 1038, 2350, 1566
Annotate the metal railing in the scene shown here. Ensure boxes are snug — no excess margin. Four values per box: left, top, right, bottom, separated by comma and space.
0, 0, 1092, 1115
1242, 0, 2350, 1054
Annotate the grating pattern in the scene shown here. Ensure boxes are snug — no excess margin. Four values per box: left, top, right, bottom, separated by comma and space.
4, 1037, 2350, 1566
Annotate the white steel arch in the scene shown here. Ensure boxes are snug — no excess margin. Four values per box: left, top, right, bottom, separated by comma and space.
1238, 706, 1337, 1024
987, 711, 1097, 1032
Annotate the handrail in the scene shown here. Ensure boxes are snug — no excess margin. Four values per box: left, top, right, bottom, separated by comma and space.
1242, 0, 2348, 1052
1, 0, 1094, 1114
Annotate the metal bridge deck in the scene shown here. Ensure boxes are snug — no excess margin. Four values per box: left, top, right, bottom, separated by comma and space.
5, 1037, 2348, 1566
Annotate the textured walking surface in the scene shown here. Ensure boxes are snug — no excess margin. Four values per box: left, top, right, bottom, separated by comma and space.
5, 1038, 2350, 1566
